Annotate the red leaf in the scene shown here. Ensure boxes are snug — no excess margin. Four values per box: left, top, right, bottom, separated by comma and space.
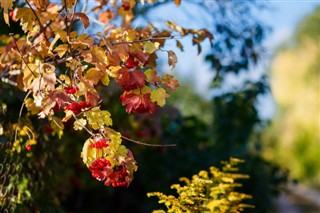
85, 91, 100, 107
49, 90, 72, 108
116, 68, 146, 91
132, 51, 149, 65
120, 92, 156, 114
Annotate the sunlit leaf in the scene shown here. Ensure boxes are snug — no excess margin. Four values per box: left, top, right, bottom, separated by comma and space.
150, 88, 169, 107
144, 41, 160, 54
0, 0, 15, 26
85, 108, 112, 130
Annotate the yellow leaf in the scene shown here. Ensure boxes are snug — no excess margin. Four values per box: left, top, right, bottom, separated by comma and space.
81, 138, 97, 167
144, 42, 160, 54
85, 68, 102, 85
73, 118, 87, 131
23, 63, 38, 90
151, 88, 169, 107
0, 0, 15, 26
85, 108, 112, 130
15, 7, 37, 32
101, 73, 110, 86
54, 44, 68, 58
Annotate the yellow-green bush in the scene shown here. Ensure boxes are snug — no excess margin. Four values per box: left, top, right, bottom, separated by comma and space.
148, 158, 253, 213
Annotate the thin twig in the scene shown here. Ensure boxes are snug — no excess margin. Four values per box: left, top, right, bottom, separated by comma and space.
121, 135, 176, 147
71, 113, 94, 136
25, 0, 50, 44
14, 91, 32, 142
111, 36, 177, 46
10, 34, 37, 78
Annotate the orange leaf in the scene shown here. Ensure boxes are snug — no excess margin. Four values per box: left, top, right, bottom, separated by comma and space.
161, 74, 180, 91
98, 11, 114, 24
174, 0, 181, 6
75, 12, 90, 29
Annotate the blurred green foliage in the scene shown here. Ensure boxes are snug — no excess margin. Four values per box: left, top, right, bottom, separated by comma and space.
263, 6, 320, 187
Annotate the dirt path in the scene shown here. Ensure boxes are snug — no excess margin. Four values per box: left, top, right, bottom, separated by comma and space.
275, 184, 320, 213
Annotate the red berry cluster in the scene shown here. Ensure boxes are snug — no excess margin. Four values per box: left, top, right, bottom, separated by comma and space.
88, 158, 130, 187
89, 158, 112, 181
90, 139, 109, 149
64, 86, 78, 94
104, 164, 129, 188
65, 101, 91, 115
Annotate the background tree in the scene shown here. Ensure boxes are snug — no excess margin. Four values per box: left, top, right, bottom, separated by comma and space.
263, 6, 320, 187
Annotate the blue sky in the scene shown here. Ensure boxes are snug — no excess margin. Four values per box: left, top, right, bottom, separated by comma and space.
157, 1, 320, 119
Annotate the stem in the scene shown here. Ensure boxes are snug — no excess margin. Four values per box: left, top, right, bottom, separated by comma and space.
71, 113, 94, 136
121, 135, 176, 147
25, 0, 50, 44
10, 34, 37, 78
110, 36, 177, 46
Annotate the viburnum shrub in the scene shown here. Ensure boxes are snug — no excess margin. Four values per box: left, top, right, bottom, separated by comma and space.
0, 0, 212, 187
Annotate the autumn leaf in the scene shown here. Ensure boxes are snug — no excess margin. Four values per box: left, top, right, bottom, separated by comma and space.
63, 0, 76, 9
85, 68, 102, 85
161, 74, 180, 91
174, 0, 181, 6
49, 90, 72, 108
75, 12, 90, 29
144, 69, 161, 85
150, 88, 169, 107
15, 7, 37, 32
101, 73, 110, 86
54, 44, 68, 58
85, 108, 112, 130
167, 50, 178, 69
22, 63, 38, 90
120, 91, 156, 114
85, 91, 100, 107
0, 0, 15, 26
116, 68, 146, 91
144, 41, 160, 54
98, 11, 114, 24
81, 138, 97, 167
176, 40, 184, 51
73, 118, 87, 131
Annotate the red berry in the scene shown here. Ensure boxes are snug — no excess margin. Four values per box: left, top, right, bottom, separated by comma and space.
44, 124, 54, 133
125, 55, 139, 69
64, 86, 77, 94
25, 145, 32, 151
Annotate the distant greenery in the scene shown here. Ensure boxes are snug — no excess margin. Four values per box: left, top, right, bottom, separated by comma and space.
263, 6, 320, 187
